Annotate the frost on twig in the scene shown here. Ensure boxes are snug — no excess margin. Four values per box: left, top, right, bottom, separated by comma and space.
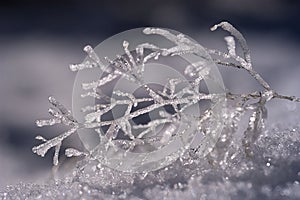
203, 21, 300, 166
33, 96, 80, 165
33, 22, 300, 171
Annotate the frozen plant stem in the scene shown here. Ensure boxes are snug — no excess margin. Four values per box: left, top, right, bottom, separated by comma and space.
32, 21, 300, 167
207, 21, 299, 160
210, 21, 300, 103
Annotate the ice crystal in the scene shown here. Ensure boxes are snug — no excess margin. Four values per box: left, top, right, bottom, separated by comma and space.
3, 21, 300, 199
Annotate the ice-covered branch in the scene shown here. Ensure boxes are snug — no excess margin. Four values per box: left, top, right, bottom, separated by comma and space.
207, 48, 271, 90
33, 97, 81, 165
32, 23, 300, 170
209, 21, 300, 105
33, 125, 79, 165
83, 93, 217, 129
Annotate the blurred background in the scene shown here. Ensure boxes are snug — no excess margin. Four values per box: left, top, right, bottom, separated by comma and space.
0, 0, 300, 190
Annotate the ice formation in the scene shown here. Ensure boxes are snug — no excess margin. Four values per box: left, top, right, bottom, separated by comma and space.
2, 21, 300, 199
32, 25, 228, 172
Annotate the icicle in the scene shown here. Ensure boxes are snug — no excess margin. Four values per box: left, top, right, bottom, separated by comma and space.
211, 21, 251, 64
36, 118, 61, 127
224, 36, 236, 56
160, 123, 177, 145
143, 84, 164, 103
84, 103, 116, 123
84, 45, 100, 63
82, 73, 118, 90
159, 110, 172, 118
143, 28, 185, 46
136, 43, 160, 52
82, 45, 109, 72
35, 135, 47, 142
65, 148, 87, 157
242, 105, 266, 157
104, 56, 135, 80
123, 40, 137, 68
135, 118, 172, 139
262, 90, 275, 102
53, 142, 62, 166
105, 123, 121, 146
113, 90, 138, 107
81, 104, 108, 113
48, 96, 76, 123
143, 51, 161, 63
69, 60, 97, 72
168, 79, 181, 98
134, 118, 172, 129
136, 43, 161, 66
184, 61, 210, 78
118, 119, 134, 140
80, 91, 102, 99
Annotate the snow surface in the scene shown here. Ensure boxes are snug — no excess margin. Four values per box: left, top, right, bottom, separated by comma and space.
1, 121, 300, 200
